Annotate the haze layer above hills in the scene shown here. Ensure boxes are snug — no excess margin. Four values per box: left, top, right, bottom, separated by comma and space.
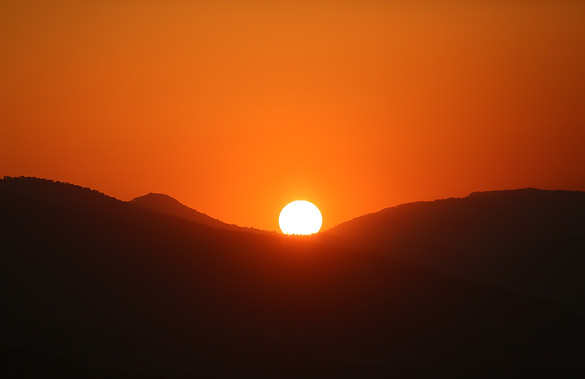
1, 177, 584, 377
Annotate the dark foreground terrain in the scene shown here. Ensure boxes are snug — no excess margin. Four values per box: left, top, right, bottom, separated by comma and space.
1, 177, 584, 377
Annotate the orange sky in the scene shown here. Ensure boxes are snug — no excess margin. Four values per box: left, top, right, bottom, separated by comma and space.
1, 1, 584, 231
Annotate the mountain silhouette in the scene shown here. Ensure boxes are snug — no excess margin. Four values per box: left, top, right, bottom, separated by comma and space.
321, 189, 585, 313
130, 193, 239, 230
130, 192, 272, 235
1, 177, 584, 377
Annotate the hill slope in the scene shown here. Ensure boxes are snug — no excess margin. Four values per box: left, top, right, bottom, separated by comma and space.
130, 192, 239, 230
322, 189, 585, 312
1, 178, 583, 377
130, 192, 272, 235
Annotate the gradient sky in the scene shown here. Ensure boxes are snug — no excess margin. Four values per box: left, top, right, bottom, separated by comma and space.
1, 1, 584, 231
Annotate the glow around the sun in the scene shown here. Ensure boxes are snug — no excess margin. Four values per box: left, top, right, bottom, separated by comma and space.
279, 200, 323, 235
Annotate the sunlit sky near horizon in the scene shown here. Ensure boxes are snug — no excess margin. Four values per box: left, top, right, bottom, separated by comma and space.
1, 1, 584, 230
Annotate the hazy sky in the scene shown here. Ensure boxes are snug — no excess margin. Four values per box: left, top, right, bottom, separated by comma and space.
2, 1, 584, 230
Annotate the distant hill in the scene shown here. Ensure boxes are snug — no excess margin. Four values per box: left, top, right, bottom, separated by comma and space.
130, 192, 273, 235
130, 193, 239, 230
321, 188, 585, 313
1, 177, 584, 376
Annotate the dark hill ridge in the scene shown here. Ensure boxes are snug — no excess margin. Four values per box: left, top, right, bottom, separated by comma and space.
129, 192, 273, 235
1, 177, 584, 376
130, 192, 238, 230
321, 188, 585, 313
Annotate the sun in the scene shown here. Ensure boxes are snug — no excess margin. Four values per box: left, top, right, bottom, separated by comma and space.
279, 200, 323, 235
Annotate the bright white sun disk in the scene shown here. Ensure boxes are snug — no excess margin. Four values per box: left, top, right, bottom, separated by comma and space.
279, 200, 323, 235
